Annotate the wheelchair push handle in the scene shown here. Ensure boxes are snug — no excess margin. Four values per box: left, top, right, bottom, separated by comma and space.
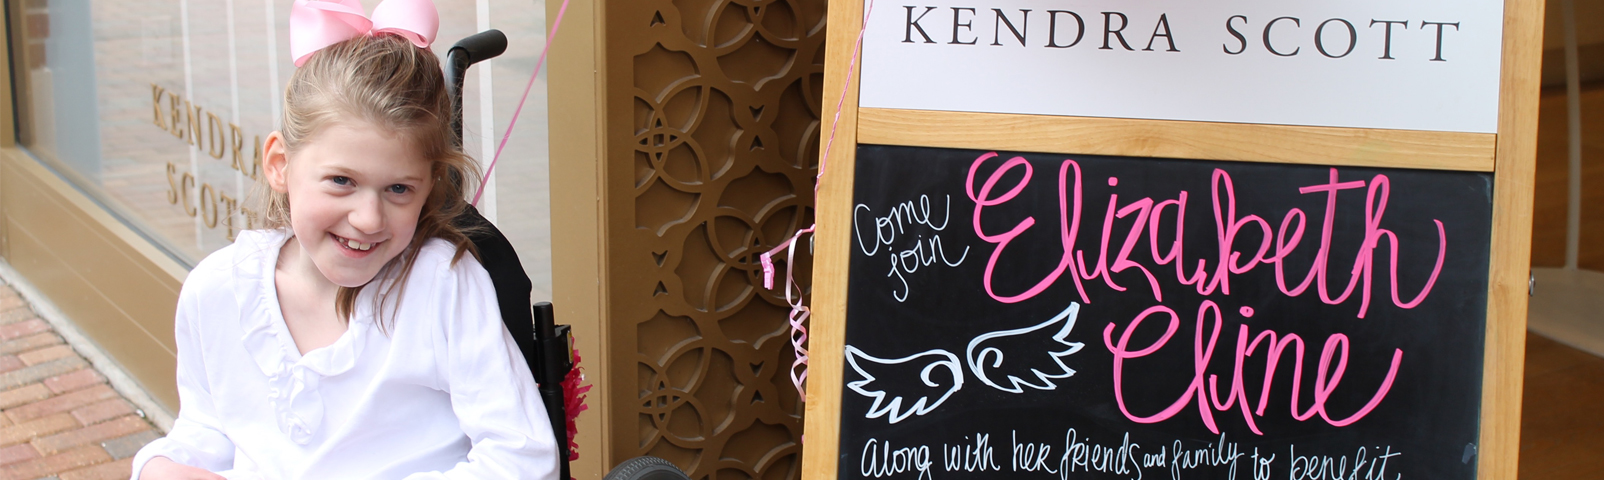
445, 29, 509, 147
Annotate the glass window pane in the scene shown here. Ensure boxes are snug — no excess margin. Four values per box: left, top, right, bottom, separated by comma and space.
8, 0, 552, 298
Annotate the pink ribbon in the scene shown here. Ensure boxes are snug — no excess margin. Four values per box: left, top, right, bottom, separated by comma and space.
290, 0, 439, 67
759, 0, 878, 402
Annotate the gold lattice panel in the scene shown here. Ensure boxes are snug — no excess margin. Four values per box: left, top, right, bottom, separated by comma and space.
606, 0, 825, 478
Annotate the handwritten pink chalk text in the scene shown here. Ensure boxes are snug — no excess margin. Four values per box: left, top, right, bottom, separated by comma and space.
1103, 301, 1402, 435
964, 154, 1448, 319
963, 152, 1439, 433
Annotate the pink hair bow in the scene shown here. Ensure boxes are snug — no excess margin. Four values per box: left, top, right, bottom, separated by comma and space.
289, 0, 439, 67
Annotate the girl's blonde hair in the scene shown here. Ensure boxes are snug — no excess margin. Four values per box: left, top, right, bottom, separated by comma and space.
253, 33, 480, 328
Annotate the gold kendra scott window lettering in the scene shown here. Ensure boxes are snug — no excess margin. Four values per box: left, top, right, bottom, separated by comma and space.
152, 83, 265, 241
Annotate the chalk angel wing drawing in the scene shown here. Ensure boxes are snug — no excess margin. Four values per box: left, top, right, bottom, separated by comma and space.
844, 346, 964, 424
965, 303, 1085, 394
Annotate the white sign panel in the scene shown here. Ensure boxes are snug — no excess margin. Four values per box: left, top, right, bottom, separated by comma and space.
858, 0, 1505, 133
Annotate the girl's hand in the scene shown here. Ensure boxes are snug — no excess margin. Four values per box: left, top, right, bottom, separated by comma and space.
139, 456, 226, 480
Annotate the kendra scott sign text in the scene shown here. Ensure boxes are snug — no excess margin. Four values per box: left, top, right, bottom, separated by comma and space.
859, 0, 1504, 133
152, 83, 266, 241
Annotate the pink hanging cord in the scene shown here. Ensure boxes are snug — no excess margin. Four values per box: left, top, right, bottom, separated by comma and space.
472, 0, 571, 205
759, 0, 876, 400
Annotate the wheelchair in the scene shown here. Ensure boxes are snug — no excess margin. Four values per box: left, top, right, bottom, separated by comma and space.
444, 30, 690, 480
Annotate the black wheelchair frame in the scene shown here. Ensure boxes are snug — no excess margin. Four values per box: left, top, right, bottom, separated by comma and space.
444, 29, 689, 480
444, 29, 577, 480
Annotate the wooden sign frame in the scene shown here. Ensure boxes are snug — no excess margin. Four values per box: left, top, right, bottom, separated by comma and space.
799, 0, 1543, 478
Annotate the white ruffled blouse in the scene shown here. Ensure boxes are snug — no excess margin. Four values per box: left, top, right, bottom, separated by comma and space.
131, 229, 557, 479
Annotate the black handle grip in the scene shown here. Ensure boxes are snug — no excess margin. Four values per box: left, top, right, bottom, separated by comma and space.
448, 29, 508, 66
533, 302, 557, 344
444, 29, 508, 148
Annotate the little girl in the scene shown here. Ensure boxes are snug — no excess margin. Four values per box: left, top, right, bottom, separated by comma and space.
131, 2, 556, 478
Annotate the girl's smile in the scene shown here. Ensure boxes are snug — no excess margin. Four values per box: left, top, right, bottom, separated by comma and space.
264, 121, 434, 289
331, 233, 380, 254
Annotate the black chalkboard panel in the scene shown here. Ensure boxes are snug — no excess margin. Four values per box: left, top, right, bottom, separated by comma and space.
839, 144, 1492, 480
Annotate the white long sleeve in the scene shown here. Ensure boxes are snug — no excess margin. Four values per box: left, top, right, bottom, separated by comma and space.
403, 236, 558, 479
129, 277, 238, 478
129, 229, 557, 479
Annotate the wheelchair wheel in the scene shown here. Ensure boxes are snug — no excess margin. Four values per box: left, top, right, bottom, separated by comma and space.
602, 456, 692, 480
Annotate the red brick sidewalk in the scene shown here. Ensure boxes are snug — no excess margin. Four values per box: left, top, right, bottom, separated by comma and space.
0, 286, 160, 480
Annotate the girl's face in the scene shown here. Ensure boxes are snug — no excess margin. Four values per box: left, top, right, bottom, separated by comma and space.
265, 121, 434, 288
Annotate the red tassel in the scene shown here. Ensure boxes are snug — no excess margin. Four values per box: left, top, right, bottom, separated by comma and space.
560, 348, 591, 463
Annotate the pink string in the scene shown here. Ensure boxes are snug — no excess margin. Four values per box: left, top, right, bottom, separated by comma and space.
759, 0, 876, 400
472, 0, 572, 206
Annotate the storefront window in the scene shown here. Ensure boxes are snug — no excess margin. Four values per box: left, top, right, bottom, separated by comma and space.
8, 0, 553, 297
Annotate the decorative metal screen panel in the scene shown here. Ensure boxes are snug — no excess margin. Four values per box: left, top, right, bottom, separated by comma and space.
606, 0, 825, 478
